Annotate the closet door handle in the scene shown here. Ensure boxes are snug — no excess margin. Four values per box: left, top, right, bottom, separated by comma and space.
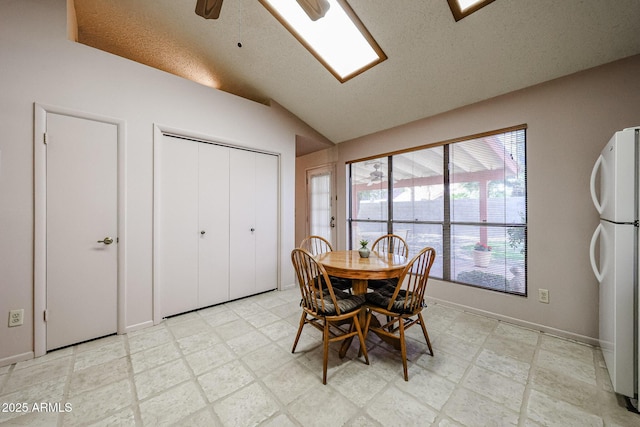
250, 228, 255, 232
97, 237, 114, 245
201, 230, 206, 235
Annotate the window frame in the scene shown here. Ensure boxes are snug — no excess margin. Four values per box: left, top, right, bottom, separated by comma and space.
347, 124, 527, 296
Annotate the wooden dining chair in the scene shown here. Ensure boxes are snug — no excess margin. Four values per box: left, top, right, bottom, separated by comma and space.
364, 246, 436, 381
300, 235, 352, 292
290, 248, 370, 384
368, 234, 410, 290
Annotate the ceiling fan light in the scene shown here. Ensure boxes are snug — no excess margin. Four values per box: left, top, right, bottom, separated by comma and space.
296, 0, 330, 21
195, 0, 224, 20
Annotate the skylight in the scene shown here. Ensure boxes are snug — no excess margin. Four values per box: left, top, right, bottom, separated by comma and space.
259, 0, 387, 83
447, 0, 495, 21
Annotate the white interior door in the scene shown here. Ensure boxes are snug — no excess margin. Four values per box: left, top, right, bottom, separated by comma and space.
158, 136, 199, 317
306, 165, 336, 246
254, 153, 278, 293
46, 113, 118, 350
229, 149, 257, 299
198, 143, 230, 306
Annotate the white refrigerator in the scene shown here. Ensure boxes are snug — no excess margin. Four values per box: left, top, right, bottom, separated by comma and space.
590, 126, 639, 400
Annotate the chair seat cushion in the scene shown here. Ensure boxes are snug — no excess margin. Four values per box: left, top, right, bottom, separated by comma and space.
329, 276, 352, 292
367, 277, 398, 290
317, 289, 365, 315
365, 284, 424, 314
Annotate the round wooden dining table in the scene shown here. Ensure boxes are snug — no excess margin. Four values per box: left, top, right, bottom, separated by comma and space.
315, 250, 409, 357
315, 250, 409, 295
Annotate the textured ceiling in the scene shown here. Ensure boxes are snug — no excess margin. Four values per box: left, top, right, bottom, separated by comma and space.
73, 0, 640, 148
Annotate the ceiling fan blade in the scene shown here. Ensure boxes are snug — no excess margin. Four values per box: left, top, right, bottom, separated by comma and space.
195, 0, 223, 19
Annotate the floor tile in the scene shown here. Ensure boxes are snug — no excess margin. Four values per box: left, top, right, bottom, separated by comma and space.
366, 386, 438, 426
197, 360, 255, 403
261, 360, 318, 405
139, 381, 206, 426
134, 359, 191, 400
526, 389, 604, 427
288, 383, 359, 426
536, 349, 597, 386
213, 382, 279, 427
69, 356, 129, 396
63, 378, 133, 426
444, 388, 519, 426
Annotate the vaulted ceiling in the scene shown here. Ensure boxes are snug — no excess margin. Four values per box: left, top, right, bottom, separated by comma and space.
73, 0, 640, 153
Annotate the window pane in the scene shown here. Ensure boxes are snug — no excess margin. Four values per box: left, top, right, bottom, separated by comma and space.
350, 158, 388, 221
309, 172, 331, 239
451, 224, 525, 294
350, 221, 387, 248
392, 147, 444, 222
450, 130, 526, 225
394, 223, 443, 278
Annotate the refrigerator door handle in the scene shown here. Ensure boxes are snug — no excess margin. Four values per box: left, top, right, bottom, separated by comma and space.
590, 154, 604, 214
589, 223, 604, 283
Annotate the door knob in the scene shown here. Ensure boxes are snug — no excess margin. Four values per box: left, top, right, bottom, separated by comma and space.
97, 237, 114, 245
201, 230, 206, 235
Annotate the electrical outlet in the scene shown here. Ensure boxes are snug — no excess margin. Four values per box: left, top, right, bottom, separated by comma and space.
538, 289, 549, 304
8, 309, 24, 327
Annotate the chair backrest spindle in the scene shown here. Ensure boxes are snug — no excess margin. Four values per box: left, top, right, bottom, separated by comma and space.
372, 234, 409, 257
300, 235, 334, 256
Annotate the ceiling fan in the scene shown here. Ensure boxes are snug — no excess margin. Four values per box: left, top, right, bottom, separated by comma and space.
368, 163, 384, 186
195, 0, 330, 20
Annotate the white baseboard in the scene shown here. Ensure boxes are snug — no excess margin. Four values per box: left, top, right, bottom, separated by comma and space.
0, 351, 34, 368
427, 297, 599, 347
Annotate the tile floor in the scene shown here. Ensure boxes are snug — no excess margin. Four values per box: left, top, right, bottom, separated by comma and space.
1, 287, 639, 426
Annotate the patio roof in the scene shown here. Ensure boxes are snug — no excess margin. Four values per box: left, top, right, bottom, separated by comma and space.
352, 133, 521, 188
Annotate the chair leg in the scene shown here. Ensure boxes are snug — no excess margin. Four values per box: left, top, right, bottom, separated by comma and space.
399, 317, 408, 381
291, 312, 306, 353
363, 310, 372, 340
417, 312, 433, 356
322, 320, 330, 385
353, 315, 369, 365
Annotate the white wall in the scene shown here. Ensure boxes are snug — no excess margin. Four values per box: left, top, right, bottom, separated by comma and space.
297, 54, 640, 344
0, 0, 308, 364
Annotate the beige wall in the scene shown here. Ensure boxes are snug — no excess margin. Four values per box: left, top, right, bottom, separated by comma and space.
296, 54, 640, 343
0, 0, 316, 365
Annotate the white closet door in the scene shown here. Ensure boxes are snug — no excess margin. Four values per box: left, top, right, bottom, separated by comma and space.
229, 149, 257, 299
255, 153, 278, 293
46, 113, 118, 350
159, 136, 199, 317
198, 143, 230, 306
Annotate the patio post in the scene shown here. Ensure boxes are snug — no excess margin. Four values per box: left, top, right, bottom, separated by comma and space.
479, 178, 488, 244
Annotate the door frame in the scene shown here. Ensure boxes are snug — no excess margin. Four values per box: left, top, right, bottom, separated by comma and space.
34, 103, 127, 357
152, 124, 281, 324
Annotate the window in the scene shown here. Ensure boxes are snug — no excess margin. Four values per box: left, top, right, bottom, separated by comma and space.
348, 125, 527, 295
